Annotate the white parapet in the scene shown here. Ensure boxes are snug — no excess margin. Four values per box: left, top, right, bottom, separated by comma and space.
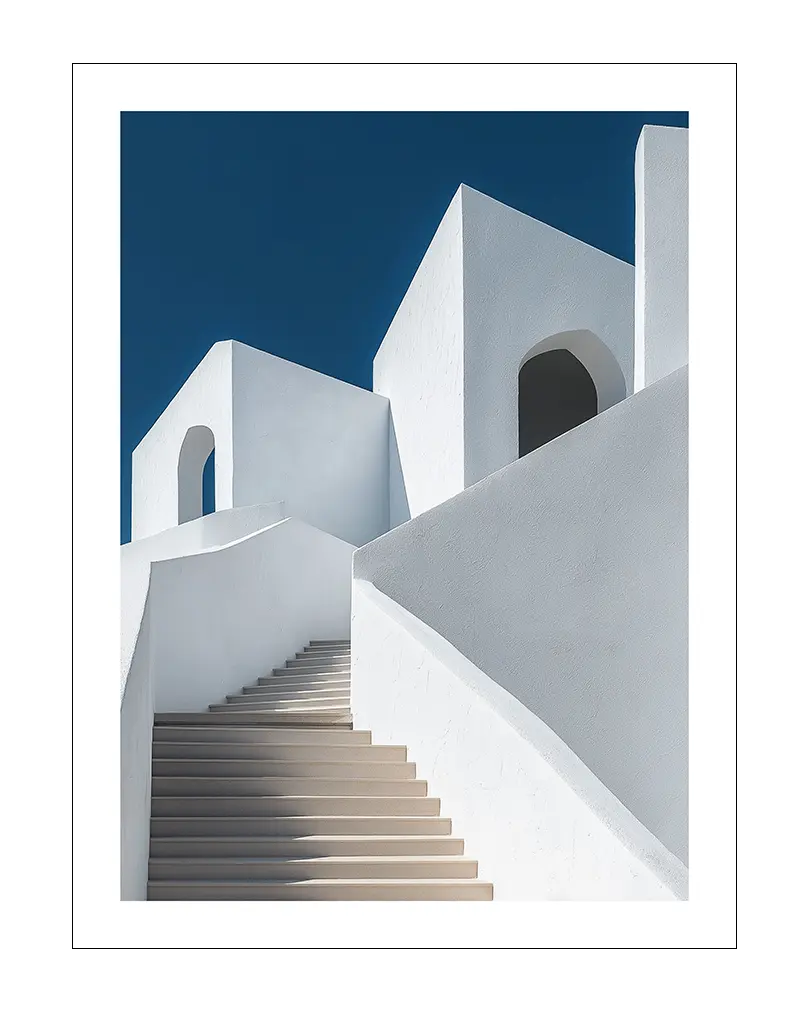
120, 502, 286, 698
351, 579, 686, 900
147, 518, 354, 712
634, 125, 689, 390
354, 366, 688, 865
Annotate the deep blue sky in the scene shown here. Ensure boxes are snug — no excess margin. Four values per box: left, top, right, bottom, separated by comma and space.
121, 110, 688, 542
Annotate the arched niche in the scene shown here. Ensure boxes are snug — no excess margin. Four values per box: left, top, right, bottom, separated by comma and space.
178, 425, 215, 524
517, 330, 626, 458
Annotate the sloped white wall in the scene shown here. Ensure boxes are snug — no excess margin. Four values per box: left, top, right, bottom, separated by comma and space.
120, 502, 285, 698
148, 518, 354, 712
461, 184, 634, 487
635, 125, 688, 390
231, 342, 389, 547
120, 593, 155, 900
351, 580, 684, 900
373, 188, 465, 524
131, 341, 234, 540
354, 367, 688, 864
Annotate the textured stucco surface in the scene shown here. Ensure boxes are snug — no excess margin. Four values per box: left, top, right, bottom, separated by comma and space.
120, 503, 285, 698
352, 580, 684, 900
634, 126, 688, 390
148, 518, 354, 712
461, 185, 634, 487
232, 341, 389, 547
373, 188, 465, 524
131, 341, 234, 540
354, 367, 688, 863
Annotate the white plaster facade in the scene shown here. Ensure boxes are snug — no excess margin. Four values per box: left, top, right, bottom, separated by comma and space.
635, 125, 689, 390
122, 124, 688, 900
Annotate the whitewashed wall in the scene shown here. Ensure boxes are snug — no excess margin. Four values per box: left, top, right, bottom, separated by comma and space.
132, 339, 389, 548
354, 367, 688, 864
352, 580, 685, 900
634, 125, 689, 390
120, 503, 285, 698
120, 591, 155, 900
131, 341, 234, 540
372, 185, 634, 525
231, 341, 389, 547
148, 518, 354, 712
461, 184, 634, 487
373, 188, 464, 524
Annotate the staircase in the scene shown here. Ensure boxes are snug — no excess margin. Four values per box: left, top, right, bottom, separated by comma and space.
148, 640, 493, 900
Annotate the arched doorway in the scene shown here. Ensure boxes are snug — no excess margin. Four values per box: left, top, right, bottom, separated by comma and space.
178, 425, 215, 523
518, 349, 598, 457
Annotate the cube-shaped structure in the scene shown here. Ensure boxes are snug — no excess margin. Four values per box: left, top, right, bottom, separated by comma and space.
132, 340, 389, 546
374, 185, 635, 525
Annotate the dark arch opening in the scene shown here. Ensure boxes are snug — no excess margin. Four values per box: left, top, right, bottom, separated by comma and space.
202, 448, 215, 515
518, 349, 598, 458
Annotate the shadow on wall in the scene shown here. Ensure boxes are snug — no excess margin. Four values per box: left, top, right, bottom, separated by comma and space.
388, 409, 410, 527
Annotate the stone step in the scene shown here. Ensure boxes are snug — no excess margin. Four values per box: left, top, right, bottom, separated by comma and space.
286, 662, 348, 670
152, 758, 416, 779
146, 639, 489, 900
309, 640, 350, 646
149, 834, 465, 859
295, 649, 351, 658
150, 815, 454, 837
229, 684, 350, 698
286, 655, 350, 663
151, 795, 441, 817
209, 699, 351, 713
270, 667, 350, 678
253, 670, 351, 684
256, 672, 350, 687
241, 682, 349, 698
286, 653, 350, 663
147, 878, 492, 900
155, 711, 353, 727
151, 776, 428, 797
280, 660, 350, 671
224, 689, 350, 705
148, 855, 478, 881
152, 726, 370, 746
293, 656, 350, 665
153, 741, 405, 762
263, 670, 350, 682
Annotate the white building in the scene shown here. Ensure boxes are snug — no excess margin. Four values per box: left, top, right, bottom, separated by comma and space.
121, 124, 688, 901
